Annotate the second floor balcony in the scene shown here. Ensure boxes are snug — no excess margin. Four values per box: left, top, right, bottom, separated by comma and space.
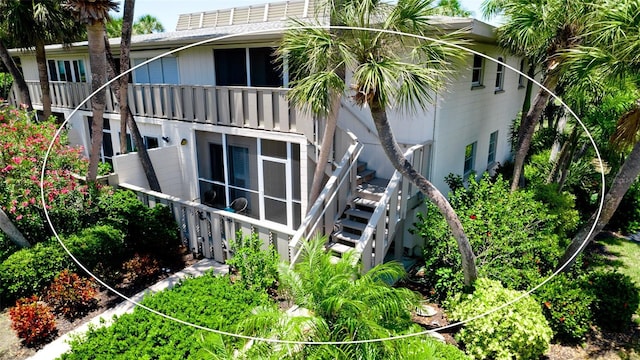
21, 80, 313, 137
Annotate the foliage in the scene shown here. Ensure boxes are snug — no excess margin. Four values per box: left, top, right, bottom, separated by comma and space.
227, 232, 279, 291
0, 72, 12, 100
448, 278, 552, 360
9, 295, 57, 346
121, 253, 161, 287
61, 272, 272, 359
63, 225, 125, 271
534, 273, 593, 342
43, 270, 98, 319
588, 270, 640, 331
0, 240, 74, 302
96, 189, 180, 256
531, 183, 580, 236
0, 232, 18, 263
608, 180, 640, 234
0, 104, 92, 242
414, 174, 565, 299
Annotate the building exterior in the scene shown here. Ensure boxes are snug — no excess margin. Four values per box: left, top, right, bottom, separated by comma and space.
9, 0, 527, 270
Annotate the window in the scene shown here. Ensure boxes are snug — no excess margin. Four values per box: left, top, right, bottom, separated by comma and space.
464, 142, 476, 176
518, 59, 526, 88
47, 60, 86, 82
132, 57, 179, 84
214, 47, 282, 87
87, 117, 113, 165
495, 57, 505, 92
471, 54, 484, 87
122, 134, 159, 152
488, 131, 498, 165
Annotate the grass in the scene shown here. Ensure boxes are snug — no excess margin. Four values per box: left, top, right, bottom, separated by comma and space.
598, 236, 640, 288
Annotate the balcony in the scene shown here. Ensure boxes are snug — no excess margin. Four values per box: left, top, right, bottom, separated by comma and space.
20, 80, 313, 136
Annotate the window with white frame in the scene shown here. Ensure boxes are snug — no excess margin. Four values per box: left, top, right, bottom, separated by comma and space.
464, 141, 477, 176
495, 57, 505, 92
132, 57, 179, 84
213, 47, 282, 87
48, 59, 86, 82
122, 133, 159, 152
471, 54, 484, 87
87, 117, 113, 165
518, 59, 526, 88
488, 131, 498, 165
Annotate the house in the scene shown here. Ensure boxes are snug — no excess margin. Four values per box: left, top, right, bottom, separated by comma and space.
8, 0, 527, 271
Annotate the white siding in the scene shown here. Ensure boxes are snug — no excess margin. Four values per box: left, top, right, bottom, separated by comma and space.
177, 47, 216, 85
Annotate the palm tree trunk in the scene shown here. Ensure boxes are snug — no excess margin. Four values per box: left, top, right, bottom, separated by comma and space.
546, 126, 578, 185
104, 33, 162, 192
510, 72, 559, 191
309, 91, 341, 204
86, 22, 107, 182
0, 208, 30, 248
369, 99, 477, 287
35, 37, 51, 120
119, 0, 135, 155
0, 40, 32, 111
558, 127, 640, 270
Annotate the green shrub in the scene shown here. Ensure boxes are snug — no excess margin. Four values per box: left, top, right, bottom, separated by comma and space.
532, 183, 580, 237
60, 272, 273, 359
97, 190, 180, 256
63, 225, 125, 271
414, 174, 565, 299
535, 274, 593, 342
227, 232, 279, 291
0, 240, 74, 302
589, 270, 640, 331
0, 232, 18, 263
448, 278, 552, 360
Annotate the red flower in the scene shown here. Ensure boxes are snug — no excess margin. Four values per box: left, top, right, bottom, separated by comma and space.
470, 215, 477, 220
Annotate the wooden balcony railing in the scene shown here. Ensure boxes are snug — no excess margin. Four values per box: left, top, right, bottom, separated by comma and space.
22, 81, 313, 136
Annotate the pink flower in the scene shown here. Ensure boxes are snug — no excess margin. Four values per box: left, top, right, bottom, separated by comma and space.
16, 215, 23, 221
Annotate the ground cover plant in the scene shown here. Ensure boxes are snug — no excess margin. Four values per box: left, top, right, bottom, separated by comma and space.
59, 272, 273, 359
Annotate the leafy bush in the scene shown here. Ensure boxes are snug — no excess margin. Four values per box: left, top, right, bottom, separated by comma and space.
589, 270, 640, 331
227, 232, 279, 291
535, 273, 593, 342
9, 295, 57, 346
43, 270, 98, 319
414, 174, 565, 299
0, 232, 18, 263
97, 190, 180, 256
0, 240, 74, 302
121, 253, 161, 287
532, 183, 580, 237
60, 272, 273, 359
63, 225, 125, 270
448, 278, 552, 360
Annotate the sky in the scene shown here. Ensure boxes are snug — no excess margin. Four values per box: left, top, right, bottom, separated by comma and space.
111, 0, 499, 32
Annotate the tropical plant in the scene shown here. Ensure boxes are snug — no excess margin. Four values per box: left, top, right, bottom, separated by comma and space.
227, 232, 279, 292
436, 0, 471, 17
0, 0, 84, 119
133, 14, 164, 34
63, 0, 119, 182
482, 0, 591, 191
280, 0, 477, 286
0, 40, 31, 109
9, 295, 57, 346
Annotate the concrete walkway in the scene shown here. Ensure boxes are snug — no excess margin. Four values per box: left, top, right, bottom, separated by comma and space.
28, 259, 229, 360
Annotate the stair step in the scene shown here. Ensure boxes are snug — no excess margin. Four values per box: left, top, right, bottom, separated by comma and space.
356, 161, 367, 173
357, 169, 376, 184
332, 230, 360, 245
354, 197, 379, 211
326, 241, 354, 255
345, 208, 373, 222
339, 219, 367, 234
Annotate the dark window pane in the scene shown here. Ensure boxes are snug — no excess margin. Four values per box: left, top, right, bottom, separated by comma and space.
48, 60, 58, 81
249, 47, 282, 87
264, 198, 287, 224
214, 48, 247, 86
145, 136, 159, 149
209, 143, 224, 183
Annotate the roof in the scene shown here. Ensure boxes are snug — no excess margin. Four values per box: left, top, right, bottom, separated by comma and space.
9, 0, 495, 56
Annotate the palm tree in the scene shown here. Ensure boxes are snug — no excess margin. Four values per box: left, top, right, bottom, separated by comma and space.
105, 16, 123, 38
436, 0, 472, 17
0, 208, 30, 248
64, 0, 119, 182
0, 39, 32, 110
281, 0, 478, 286
0, 0, 83, 120
482, 0, 590, 192
559, 0, 640, 268
133, 14, 164, 34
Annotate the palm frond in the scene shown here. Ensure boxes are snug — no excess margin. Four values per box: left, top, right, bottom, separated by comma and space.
611, 106, 640, 149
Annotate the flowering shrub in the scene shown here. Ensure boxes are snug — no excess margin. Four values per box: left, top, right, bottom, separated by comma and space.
9, 295, 57, 346
44, 270, 98, 319
0, 104, 92, 243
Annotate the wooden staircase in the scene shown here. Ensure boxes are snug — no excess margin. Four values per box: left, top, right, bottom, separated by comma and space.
326, 161, 390, 259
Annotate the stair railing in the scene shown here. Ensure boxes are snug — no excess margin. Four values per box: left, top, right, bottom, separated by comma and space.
354, 142, 429, 271
288, 129, 362, 266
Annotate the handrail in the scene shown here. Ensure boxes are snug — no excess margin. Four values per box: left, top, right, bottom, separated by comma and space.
354, 142, 428, 270
288, 129, 361, 265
